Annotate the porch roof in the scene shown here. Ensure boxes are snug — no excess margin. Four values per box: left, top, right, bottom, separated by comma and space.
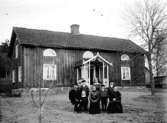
75, 53, 113, 68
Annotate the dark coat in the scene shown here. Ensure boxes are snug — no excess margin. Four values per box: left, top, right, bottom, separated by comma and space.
107, 91, 123, 113
100, 88, 108, 98
69, 88, 80, 105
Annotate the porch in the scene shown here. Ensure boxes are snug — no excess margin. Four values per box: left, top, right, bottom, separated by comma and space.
75, 53, 112, 87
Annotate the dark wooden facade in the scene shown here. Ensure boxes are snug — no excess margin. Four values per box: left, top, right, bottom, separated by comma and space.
9, 26, 146, 88
11, 45, 145, 88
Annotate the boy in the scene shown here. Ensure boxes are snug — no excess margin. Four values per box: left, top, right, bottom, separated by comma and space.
100, 85, 108, 112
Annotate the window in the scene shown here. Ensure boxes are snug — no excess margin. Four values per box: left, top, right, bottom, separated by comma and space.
43, 49, 56, 56
121, 67, 131, 80
12, 70, 15, 83
121, 54, 130, 61
43, 49, 57, 80
43, 64, 57, 80
15, 45, 19, 58
18, 66, 22, 82
83, 51, 94, 60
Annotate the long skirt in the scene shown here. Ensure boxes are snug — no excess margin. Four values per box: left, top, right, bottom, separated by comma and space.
107, 101, 123, 113
89, 101, 100, 114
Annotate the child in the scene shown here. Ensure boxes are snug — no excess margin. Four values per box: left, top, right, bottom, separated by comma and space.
100, 85, 108, 112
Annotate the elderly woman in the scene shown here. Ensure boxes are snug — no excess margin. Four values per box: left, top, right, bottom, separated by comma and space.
89, 85, 101, 114
107, 86, 123, 113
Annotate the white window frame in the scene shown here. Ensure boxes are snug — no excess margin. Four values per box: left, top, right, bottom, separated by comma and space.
18, 66, 22, 82
121, 54, 130, 61
121, 67, 131, 80
43, 49, 56, 56
12, 70, 15, 83
83, 51, 94, 60
43, 64, 57, 80
15, 45, 19, 58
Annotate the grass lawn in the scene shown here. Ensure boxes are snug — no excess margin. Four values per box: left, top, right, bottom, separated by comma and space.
0, 87, 167, 123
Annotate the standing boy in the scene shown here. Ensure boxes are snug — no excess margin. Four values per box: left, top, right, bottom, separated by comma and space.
100, 85, 108, 112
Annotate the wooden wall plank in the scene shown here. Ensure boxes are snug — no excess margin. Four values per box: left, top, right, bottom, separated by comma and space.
22, 47, 145, 87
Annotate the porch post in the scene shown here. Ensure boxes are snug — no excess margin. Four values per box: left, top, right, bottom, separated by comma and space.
103, 62, 104, 83
89, 62, 90, 86
93, 65, 96, 82
99, 66, 101, 81
107, 65, 109, 87
77, 68, 79, 82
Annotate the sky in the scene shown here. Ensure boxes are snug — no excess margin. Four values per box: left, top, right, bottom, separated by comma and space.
0, 0, 151, 45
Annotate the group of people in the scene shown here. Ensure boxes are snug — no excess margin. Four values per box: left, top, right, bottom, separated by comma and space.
69, 80, 123, 114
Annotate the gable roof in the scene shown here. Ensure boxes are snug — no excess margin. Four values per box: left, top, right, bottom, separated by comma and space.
11, 27, 146, 54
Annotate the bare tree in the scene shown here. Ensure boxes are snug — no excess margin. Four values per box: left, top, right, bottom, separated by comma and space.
30, 54, 55, 123
152, 30, 167, 76
124, 0, 167, 95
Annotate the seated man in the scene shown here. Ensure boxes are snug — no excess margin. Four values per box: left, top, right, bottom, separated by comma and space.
107, 86, 123, 113
69, 84, 81, 112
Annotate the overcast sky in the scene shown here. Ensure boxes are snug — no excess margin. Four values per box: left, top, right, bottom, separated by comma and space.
0, 0, 160, 45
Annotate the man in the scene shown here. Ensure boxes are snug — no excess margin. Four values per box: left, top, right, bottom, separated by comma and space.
107, 86, 123, 113
69, 84, 81, 112
80, 80, 89, 112
100, 85, 108, 112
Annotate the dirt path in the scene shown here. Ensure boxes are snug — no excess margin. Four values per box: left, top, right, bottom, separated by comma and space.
0, 88, 167, 123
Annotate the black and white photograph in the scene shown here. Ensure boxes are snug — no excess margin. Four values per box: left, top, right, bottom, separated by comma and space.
0, 0, 167, 122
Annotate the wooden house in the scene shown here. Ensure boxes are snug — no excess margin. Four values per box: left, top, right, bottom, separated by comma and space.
9, 24, 147, 88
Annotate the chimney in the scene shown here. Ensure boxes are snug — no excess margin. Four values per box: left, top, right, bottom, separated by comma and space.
70, 24, 80, 34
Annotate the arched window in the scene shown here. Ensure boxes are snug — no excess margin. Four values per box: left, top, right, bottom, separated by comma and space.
43, 49, 56, 56
83, 51, 94, 59
43, 49, 57, 80
121, 54, 130, 61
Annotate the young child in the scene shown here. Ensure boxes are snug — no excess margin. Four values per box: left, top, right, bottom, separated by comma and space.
100, 85, 108, 112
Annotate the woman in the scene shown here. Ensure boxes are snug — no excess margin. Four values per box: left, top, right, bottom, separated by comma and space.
107, 86, 123, 113
89, 85, 101, 114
